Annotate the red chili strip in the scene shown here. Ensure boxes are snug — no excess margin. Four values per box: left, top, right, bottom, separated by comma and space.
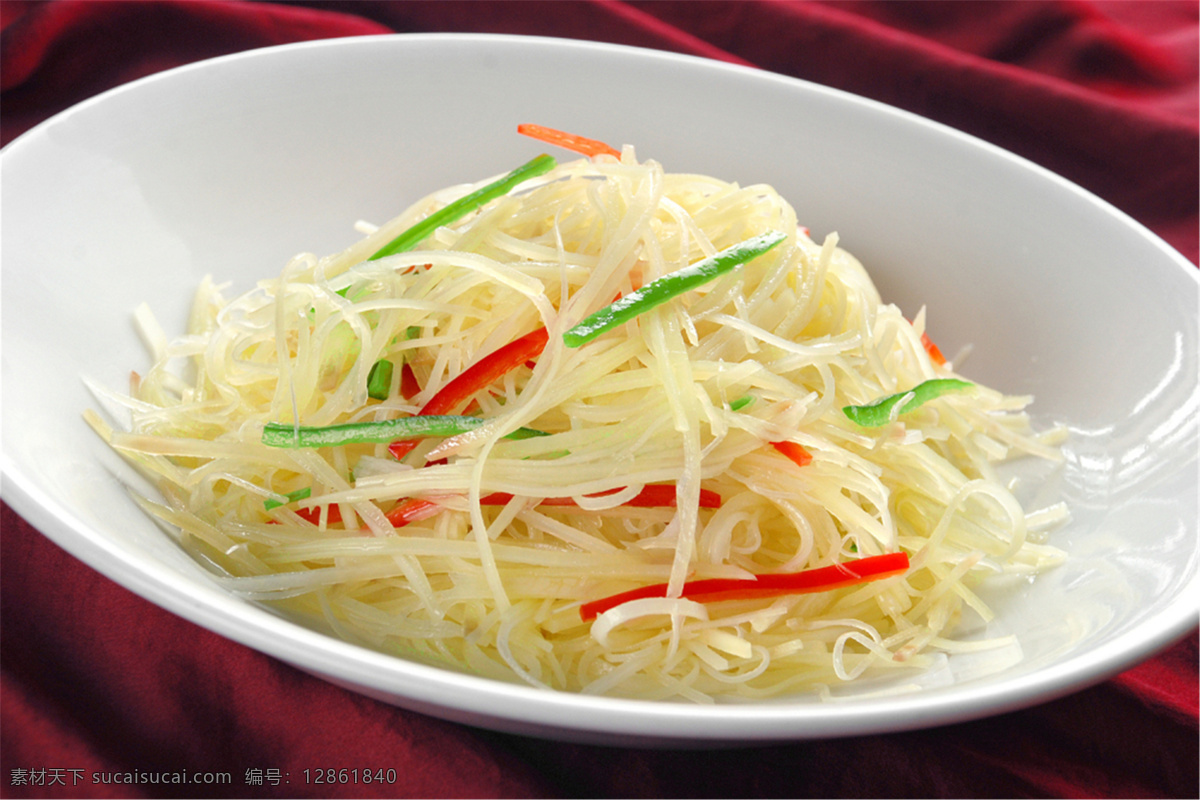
906, 318, 948, 366
770, 440, 812, 468
579, 551, 911, 621
920, 331, 947, 365
480, 484, 721, 509
388, 326, 549, 459
384, 497, 445, 527
294, 505, 343, 525
516, 123, 621, 159
399, 362, 422, 400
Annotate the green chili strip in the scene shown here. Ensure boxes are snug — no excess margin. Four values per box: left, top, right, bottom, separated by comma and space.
262, 415, 546, 448
525, 449, 571, 460
366, 359, 394, 400
503, 427, 551, 440
264, 486, 311, 510
729, 394, 756, 412
842, 378, 973, 427
368, 154, 557, 260
562, 230, 788, 348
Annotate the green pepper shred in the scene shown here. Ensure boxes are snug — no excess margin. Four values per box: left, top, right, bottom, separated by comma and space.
842, 378, 973, 427
728, 394, 756, 412
264, 486, 311, 510
562, 230, 787, 348
366, 359, 394, 400
368, 154, 557, 260
261, 415, 546, 448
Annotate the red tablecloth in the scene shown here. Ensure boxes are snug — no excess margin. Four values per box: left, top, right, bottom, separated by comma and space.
2, 2, 1197, 798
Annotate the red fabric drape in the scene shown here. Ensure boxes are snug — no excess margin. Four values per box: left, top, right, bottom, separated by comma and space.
2, 3, 1196, 798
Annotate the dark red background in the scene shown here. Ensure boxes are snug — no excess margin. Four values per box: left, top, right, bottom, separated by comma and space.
2, 2, 1197, 798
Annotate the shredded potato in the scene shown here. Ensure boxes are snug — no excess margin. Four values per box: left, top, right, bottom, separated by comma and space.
88, 145, 1068, 700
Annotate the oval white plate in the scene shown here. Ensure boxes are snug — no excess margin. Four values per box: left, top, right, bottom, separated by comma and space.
2, 34, 1197, 746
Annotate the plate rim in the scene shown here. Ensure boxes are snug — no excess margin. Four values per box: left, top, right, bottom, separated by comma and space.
2, 31, 1197, 745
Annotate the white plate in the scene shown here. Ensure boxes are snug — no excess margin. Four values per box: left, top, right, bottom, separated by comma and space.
2, 34, 1197, 746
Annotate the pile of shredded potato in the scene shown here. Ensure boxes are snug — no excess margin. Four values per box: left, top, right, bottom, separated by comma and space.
87, 136, 1069, 700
